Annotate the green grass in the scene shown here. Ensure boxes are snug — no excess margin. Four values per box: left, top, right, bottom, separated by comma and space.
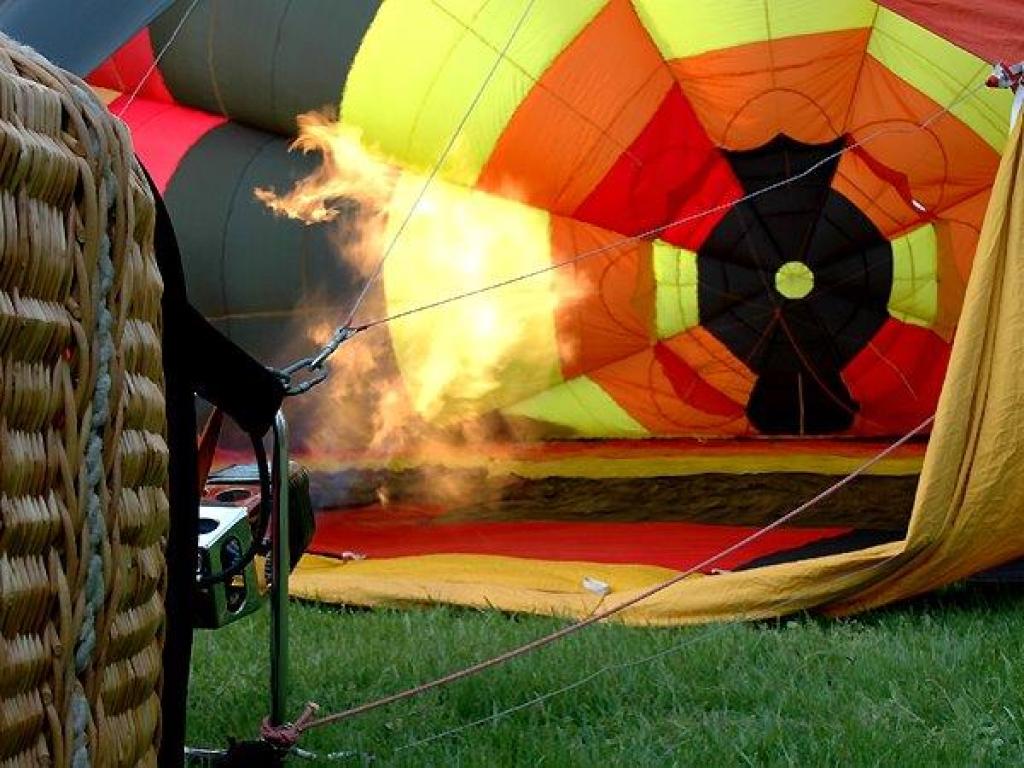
188, 584, 1024, 766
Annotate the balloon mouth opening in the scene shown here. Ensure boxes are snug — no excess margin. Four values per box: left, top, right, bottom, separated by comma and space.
774, 261, 814, 300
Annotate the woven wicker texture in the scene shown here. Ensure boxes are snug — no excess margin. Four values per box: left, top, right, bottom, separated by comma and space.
0, 36, 166, 768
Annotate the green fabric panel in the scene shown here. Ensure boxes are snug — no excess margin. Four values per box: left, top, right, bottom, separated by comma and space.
151, 0, 379, 136
164, 121, 361, 343
341, 0, 603, 186
888, 223, 938, 328
653, 240, 699, 339
504, 376, 649, 438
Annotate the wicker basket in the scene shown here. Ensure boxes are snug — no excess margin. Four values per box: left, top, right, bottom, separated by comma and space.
0, 36, 167, 767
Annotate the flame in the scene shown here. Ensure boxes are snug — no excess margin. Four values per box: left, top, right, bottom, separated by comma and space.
379, 171, 574, 425
255, 115, 395, 224
258, 112, 581, 505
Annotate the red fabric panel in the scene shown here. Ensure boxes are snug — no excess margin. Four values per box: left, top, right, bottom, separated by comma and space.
310, 503, 850, 572
573, 84, 742, 250
849, 143, 916, 213
843, 318, 950, 434
112, 95, 227, 193
87, 29, 174, 103
653, 342, 745, 419
879, 0, 1024, 64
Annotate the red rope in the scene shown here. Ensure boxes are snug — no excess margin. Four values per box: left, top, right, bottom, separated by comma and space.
260, 703, 320, 750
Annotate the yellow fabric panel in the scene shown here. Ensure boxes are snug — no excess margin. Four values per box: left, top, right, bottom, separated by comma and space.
866, 9, 1010, 151
888, 223, 938, 328
341, 0, 604, 186
653, 240, 699, 338
292, 553, 683, 618
290, 547, 902, 625
633, 0, 876, 60
834, 115, 1024, 612
382, 172, 563, 422
300, 450, 923, 479
297, 123, 1024, 624
503, 376, 649, 438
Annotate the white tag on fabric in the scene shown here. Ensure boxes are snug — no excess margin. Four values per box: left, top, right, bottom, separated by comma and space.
582, 576, 611, 596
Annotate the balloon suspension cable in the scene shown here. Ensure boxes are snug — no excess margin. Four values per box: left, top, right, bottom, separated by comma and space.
277, 77, 988, 397
116, 0, 202, 118
259, 414, 933, 754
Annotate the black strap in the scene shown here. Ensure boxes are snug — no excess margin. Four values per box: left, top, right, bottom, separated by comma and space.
143, 164, 284, 767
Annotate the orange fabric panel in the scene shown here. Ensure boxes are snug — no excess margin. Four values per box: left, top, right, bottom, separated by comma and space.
589, 347, 752, 436
844, 56, 1002, 217
938, 190, 991, 288
660, 327, 755, 409
550, 216, 654, 380
669, 29, 872, 151
933, 189, 992, 339
831, 147, 921, 238
476, 0, 672, 214
832, 151, 992, 338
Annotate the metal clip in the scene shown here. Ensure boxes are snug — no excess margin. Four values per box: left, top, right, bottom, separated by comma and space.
310, 326, 357, 369
275, 325, 359, 397
280, 364, 330, 397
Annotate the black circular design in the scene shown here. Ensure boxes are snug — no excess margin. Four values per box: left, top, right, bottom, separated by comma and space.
697, 135, 893, 435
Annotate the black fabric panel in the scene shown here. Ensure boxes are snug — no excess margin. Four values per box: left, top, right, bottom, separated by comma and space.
311, 470, 918, 529
150, 0, 380, 136
0, 0, 172, 74
163, 122, 271, 317
737, 528, 904, 571
164, 120, 361, 365
970, 557, 1024, 584
697, 135, 893, 436
748, 368, 859, 434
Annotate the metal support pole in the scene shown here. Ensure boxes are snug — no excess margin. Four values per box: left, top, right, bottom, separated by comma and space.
270, 411, 290, 726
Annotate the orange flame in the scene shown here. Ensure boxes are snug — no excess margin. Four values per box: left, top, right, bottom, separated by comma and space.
258, 112, 579, 505
255, 115, 395, 224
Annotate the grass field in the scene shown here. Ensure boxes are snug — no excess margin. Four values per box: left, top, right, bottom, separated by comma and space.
187, 583, 1024, 766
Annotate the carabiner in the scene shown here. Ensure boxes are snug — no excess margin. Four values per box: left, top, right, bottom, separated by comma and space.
273, 325, 360, 397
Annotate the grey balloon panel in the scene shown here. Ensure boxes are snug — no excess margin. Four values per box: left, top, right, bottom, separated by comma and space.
210, 314, 311, 370
151, 0, 381, 137
163, 120, 362, 365
0, 0, 172, 73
